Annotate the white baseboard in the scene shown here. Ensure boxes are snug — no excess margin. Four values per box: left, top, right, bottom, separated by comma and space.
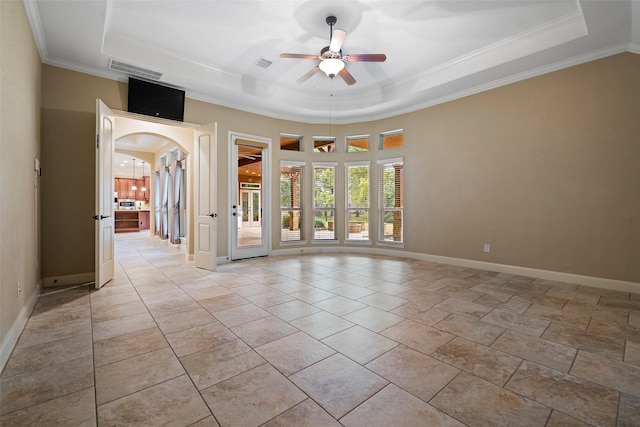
42, 272, 94, 288
271, 246, 640, 294
0, 281, 41, 373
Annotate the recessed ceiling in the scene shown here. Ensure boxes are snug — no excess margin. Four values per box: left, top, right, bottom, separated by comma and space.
25, 0, 640, 124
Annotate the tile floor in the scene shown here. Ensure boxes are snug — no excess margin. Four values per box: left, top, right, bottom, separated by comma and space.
1, 232, 640, 426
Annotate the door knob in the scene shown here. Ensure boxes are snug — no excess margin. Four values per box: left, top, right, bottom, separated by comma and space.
232, 212, 237, 216
100, 215, 110, 219
208, 213, 217, 218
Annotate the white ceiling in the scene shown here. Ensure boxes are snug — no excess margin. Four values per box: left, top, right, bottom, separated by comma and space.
25, 1, 640, 124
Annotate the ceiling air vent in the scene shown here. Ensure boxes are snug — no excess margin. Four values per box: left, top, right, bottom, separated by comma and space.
109, 59, 162, 81
254, 57, 272, 69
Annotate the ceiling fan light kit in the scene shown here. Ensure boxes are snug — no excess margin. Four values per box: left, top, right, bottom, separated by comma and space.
280, 15, 386, 86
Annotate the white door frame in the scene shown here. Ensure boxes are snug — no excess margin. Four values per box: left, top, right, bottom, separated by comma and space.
229, 131, 271, 260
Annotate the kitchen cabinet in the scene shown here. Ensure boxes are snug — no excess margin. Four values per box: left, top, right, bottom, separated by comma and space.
139, 210, 150, 230
115, 210, 150, 232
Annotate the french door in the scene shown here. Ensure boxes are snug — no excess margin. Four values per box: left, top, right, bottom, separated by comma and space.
230, 133, 270, 260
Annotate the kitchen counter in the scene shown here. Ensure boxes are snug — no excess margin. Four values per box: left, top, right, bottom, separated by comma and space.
114, 210, 150, 232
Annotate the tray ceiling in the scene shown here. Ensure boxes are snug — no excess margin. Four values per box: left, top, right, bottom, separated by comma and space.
25, 0, 640, 124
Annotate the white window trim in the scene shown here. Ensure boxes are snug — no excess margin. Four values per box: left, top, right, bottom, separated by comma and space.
279, 161, 305, 244
378, 157, 404, 246
312, 163, 338, 242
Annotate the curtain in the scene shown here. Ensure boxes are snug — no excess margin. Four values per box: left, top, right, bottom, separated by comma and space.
160, 167, 170, 239
154, 171, 161, 236
170, 160, 182, 244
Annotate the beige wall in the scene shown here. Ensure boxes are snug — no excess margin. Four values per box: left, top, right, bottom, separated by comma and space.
39, 53, 640, 286
0, 1, 42, 350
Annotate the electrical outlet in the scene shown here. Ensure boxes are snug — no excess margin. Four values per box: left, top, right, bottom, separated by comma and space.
483, 243, 491, 253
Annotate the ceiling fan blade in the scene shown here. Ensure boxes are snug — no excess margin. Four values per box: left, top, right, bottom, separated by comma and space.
344, 53, 387, 62
338, 68, 356, 86
280, 53, 320, 60
298, 66, 321, 83
329, 29, 346, 52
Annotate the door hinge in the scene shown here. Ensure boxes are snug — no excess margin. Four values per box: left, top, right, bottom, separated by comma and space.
96, 134, 99, 149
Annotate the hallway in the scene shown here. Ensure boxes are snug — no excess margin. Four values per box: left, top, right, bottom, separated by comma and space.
1, 232, 640, 426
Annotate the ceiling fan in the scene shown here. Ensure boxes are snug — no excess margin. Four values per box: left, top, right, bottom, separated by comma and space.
280, 16, 386, 86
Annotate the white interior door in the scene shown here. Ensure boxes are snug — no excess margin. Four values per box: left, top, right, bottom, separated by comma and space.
230, 134, 270, 260
95, 100, 115, 289
194, 123, 217, 270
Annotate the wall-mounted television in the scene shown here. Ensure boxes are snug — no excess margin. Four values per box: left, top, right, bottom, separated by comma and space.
127, 77, 185, 122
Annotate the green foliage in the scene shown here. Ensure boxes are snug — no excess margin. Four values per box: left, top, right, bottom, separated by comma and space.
314, 217, 327, 229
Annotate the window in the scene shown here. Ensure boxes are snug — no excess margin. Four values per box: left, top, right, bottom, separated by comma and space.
346, 163, 370, 241
346, 135, 370, 152
280, 162, 304, 242
281, 134, 303, 152
313, 164, 336, 240
379, 158, 403, 244
379, 129, 403, 150
313, 137, 336, 153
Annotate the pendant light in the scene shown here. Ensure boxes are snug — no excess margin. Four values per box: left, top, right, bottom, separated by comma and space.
140, 162, 147, 192
131, 159, 137, 191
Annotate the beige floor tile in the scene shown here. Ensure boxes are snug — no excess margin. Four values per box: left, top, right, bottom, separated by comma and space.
92, 312, 156, 342
433, 337, 522, 386
180, 339, 265, 389
570, 350, 640, 397
265, 300, 321, 322
434, 314, 505, 345
145, 295, 200, 318
618, 393, 640, 427
93, 327, 168, 367
469, 282, 518, 301
630, 311, 640, 327
381, 319, 454, 354
91, 299, 149, 323
90, 290, 142, 309
231, 315, 298, 348
481, 308, 550, 337
313, 295, 366, 316
506, 360, 618, 426
474, 294, 533, 314
289, 288, 336, 304
139, 288, 190, 306
340, 383, 465, 427
27, 299, 90, 328
201, 364, 306, 426
397, 288, 450, 307
290, 354, 388, 419
563, 299, 628, 323
598, 296, 640, 311
365, 281, 412, 296
625, 340, 640, 365
2, 333, 92, 377
154, 307, 217, 334
524, 304, 591, 330
95, 347, 184, 405
342, 306, 404, 332
17, 315, 92, 348
198, 293, 250, 313
0, 355, 94, 415
357, 292, 409, 311
542, 322, 625, 360
545, 411, 592, 427
290, 311, 354, 339
165, 321, 237, 357
435, 285, 484, 302
330, 285, 376, 300
431, 372, 550, 427
308, 277, 349, 291
213, 302, 271, 327
545, 288, 600, 304
512, 292, 567, 310
391, 303, 450, 325
269, 280, 313, 294
0, 387, 95, 426
190, 416, 220, 426
262, 399, 341, 427
245, 290, 295, 308
321, 325, 398, 364
434, 297, 492, 319
587, 317, 640, 342
255, 332, 335, 376
491, 329, 577, 372
365, 345, 460, 402
97, 374, 210, 426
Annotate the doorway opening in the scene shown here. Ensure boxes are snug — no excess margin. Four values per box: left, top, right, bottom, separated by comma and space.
230, 133, 271, 260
